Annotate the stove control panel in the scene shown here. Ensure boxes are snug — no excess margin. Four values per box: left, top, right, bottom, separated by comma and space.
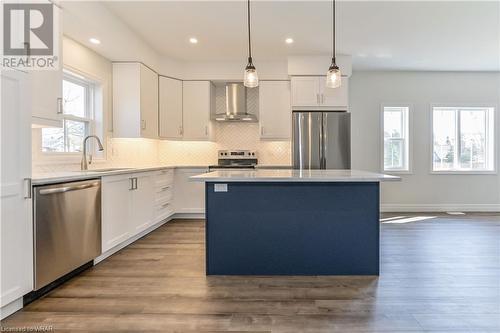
218, 150, 257, 159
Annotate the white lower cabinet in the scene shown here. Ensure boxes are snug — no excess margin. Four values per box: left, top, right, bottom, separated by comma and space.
101, 169, 174, 253
173, 168, 208, 214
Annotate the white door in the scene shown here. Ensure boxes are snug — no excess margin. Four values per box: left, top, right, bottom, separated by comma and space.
291, 77, 320, 107
182, 81, 212, 141
319, 78, 349, 109
140, 64, 159, 139
1, 70, 33, 313
131, 172, 155, 235
159, 77, 183, 139
259, 81, 291, 140
101, 174, 133, 252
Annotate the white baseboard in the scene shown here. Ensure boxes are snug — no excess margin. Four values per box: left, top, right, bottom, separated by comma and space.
172, 212, 205, 219
95, 216, 174, 264
1, 297, 23, 320
381, 203, 500, 213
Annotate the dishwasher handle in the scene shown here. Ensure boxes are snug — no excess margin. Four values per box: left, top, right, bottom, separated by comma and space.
39, 181, 100, 195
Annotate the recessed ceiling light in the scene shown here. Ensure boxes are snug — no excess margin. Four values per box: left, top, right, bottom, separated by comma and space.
285, 38, 294, 44
89, 38, 101, 45
189, 37, 198, 44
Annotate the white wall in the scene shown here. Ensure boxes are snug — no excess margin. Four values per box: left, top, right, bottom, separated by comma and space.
350, 71, 500, 211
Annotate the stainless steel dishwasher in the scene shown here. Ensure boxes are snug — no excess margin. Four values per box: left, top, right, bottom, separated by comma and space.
34, 179, 101, 290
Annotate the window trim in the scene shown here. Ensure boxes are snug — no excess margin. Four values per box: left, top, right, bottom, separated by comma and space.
429, 103, 497, 175
41, 69, 101, 157
380, 103, 413, 174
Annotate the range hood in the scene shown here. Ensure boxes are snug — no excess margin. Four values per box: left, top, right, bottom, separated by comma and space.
214, 83, 258, 122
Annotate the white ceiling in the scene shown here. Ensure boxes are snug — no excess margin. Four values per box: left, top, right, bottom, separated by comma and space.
66, 1, 500, 71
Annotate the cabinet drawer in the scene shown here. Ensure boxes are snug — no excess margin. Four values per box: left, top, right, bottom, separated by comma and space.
154, 169, 174, 186
156, 183, 173, 193
155, 201, 174, 222
156, 190, 173, 206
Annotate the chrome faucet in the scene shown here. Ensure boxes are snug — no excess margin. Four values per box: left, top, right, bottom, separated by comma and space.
81, 135, 104, 171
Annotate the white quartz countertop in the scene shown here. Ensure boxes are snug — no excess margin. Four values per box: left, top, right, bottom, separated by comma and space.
191, 169, 401, 182
31, 165, 209, 185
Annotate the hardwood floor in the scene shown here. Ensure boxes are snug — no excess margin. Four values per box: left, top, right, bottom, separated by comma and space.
2, 213, 500, 332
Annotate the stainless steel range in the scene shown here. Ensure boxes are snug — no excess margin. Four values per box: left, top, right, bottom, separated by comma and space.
209, 150, 258, 171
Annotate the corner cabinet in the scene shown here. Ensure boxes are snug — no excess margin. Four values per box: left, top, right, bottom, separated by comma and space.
182, 81, 215, 141
291, 76, 348, 110
112, 63, 159, 139
159, 76, 183, 139
259, 81, 291, 140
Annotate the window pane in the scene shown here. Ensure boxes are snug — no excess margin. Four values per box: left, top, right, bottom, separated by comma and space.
384, 109, 403, 139
384, 139, 404, 169
433, 109, 456, 171
42, 128, 64, 152
460, 110, 486, 170
66, 120, 87, 153
63, 79, 86, 117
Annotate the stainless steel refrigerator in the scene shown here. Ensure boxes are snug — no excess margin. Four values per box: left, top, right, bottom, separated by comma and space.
292, 111, 351, 169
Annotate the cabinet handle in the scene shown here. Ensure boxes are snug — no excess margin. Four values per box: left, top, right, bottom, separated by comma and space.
133, 178, 138, 190
57, 97, 63, 114
321, 94, 324, 104
129, 178, 134, 190
141, 120, 146, 130
205, 126, 208, 136
161, 202, 170, 209
261, 126, 265, 136
316, 93, 320, 105
23, 178, 32, 199
179, 126, 183, 135
161, 186, 170, 191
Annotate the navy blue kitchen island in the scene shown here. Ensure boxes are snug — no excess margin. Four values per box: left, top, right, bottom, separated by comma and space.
192, 169, 399, 276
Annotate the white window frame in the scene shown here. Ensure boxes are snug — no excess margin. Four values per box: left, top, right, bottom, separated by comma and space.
430, 103, 496, 175
41, 70, 100, 157
381, 104, 412, 174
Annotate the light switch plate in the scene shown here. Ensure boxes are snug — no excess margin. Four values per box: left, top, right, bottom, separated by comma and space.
214, 184, 228, 192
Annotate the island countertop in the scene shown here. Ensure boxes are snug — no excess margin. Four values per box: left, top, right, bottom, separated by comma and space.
191, 169, 400, 182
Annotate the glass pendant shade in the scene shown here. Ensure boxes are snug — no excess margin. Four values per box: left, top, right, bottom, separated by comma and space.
326, 65, 341, 88
244, 61, 259, 88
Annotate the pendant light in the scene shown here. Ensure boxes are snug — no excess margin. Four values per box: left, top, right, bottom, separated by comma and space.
326, 0, 341, 88
243, 0, 258, 88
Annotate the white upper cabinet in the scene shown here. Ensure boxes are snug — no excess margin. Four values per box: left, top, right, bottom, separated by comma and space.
1, 70, 33, 317
319, 78, 349, 108
291, 76, 348, 110
259, 81, 291, 140
159, 76, 183, 139
182, 81, 215, 141
112, 63, 159, 139
31, 7, 63, 128
291, 77, 320, 107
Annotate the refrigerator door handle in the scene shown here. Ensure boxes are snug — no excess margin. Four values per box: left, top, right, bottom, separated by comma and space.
320, 113, 325, 169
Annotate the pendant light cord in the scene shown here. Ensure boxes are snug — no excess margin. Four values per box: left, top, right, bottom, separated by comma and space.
332, 0, 336, 63
247, 0, 252, 61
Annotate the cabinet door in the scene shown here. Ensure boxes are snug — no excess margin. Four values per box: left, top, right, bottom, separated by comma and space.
182, 81, 213, 141
173, 168, 208, 214
1, 70, 33, 311
30, 7, 63, 128
140, 65, 159, 139
291, 77, 320, 107
112, 63, 141, 138
101, 175, 133, 252
320, 78, 349, 109
131, 172, 155, 235
159, 77, 183, 139
259, 81, 291, 140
